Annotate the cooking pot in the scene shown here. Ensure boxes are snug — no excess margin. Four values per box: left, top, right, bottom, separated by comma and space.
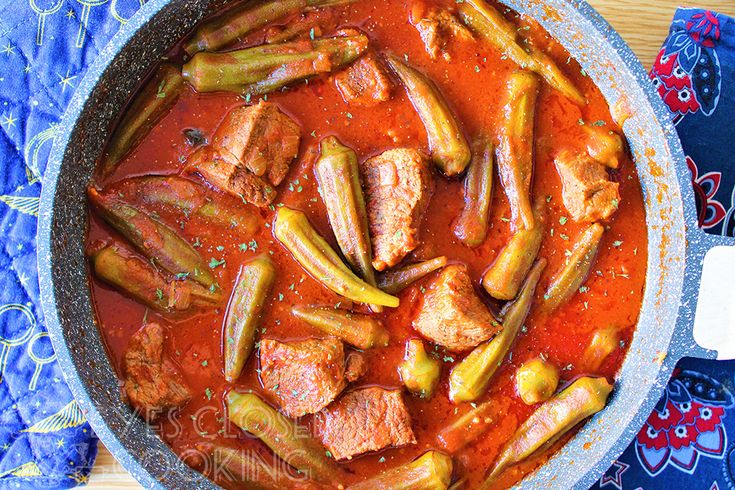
37, 0, 735, 488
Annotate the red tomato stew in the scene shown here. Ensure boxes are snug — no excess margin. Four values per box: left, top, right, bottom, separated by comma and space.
86, 0, 648, 488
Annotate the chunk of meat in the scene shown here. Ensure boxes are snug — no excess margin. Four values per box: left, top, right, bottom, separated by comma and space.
260, 337, 356, 418
362, 148, 434, 271
334, 53, 393, 106
412, 6, 472, 61
317, 387, 416, 460
345, 351, 367, 382
186, 101, 301, 207
554, 150, 620, 223
123, 323, 191, 416
413, 264, 502, 352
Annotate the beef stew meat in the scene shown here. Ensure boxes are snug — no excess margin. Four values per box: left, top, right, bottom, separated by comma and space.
316, 386, 417, 461
334, 52, 393, 106
554, 149, 621, 223
122, 323, 192, 416
362, 148, 434, 271
413, 263, 502, 352
259, 337, 354, 417
87, 0, 647, 488
186, 101, 301, 207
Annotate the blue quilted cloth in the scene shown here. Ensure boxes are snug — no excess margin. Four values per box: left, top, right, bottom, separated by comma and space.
0, 3, 733, 489
0, 0, 144, 487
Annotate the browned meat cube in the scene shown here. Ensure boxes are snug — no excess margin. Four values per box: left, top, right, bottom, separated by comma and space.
362, 148, 434, 271
260, 337, 358, 418
412, 7, 472, 61
186, 101, 301, 207
123, 323, 191, 416
317, 387, 416, 460
413, 264, 502, 352
554, 150, 620, 223
334, 54, 393, 106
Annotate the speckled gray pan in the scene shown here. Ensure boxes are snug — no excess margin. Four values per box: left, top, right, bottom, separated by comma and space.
36, 0, 734, 488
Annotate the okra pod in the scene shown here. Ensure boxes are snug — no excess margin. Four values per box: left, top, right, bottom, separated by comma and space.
483, 376, 612, 484
449, 258, 546, 403
314, 136, 379, 311
274, 207, 399, 307
437, 397, 510, 453
385, 54, 471, 176
457, 0, 585, 105
266, 11, 324, 44
90, 243, 220, 312
291, 305, 389, 349
101, 64, 185, 178
582, 327, 620, 371
182, 33, 368, 94
482, 199, 545, 300
347, 450, 453, 490
377, 256, 448, 294
224, 256, 276, 382
184, 0, 355, 54
540, 222, 604, 313
496, 70, 540, 232
515, 358, 559, 405
398, 339, 441, 398
113, 176, 259, 234
226, 392, 341, 484
203, 443, 322, 490
454, 136, 494, 247
88, 188, 215, 287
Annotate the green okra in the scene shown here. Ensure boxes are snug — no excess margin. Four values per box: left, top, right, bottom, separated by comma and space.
101, 63, 185, 178
483, 376, 612, 485
377, 256, 448, 294
314, 136, 379, 311
90, 242, 220, 312
496, 70, 540, 232
385, 54, 471, 176
226, 392, 341, 484
437, 397, 510, 453
274, 206, 399, 307
291, 305, 389, 349
182, 33, 368, 94
449, 258, 547, 403
398, 339, 441, 399
482, 199, 545, 300
88, 187, 215, 287
515, 358, 559, 405
113, 175, 259, 233
457, 0, 585, 105
454, 135, 494, 247
347, 450, 453, 490
540, 222, 604, 313
184, 0, 357, 54
224, 256, 276, 382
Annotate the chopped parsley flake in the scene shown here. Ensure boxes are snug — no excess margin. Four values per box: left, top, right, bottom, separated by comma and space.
209, 257, 225, 268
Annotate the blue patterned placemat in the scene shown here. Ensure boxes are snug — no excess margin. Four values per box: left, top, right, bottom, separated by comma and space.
0, 0, 144, 487
0, 2, 733, 489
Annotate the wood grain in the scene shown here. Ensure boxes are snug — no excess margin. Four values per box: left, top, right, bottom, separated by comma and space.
87, 1, 735, 488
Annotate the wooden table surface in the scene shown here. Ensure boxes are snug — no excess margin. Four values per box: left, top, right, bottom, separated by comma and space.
87, 0, 735, 488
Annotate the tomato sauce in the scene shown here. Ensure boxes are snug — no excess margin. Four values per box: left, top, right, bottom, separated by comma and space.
87, 0, 648, 487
